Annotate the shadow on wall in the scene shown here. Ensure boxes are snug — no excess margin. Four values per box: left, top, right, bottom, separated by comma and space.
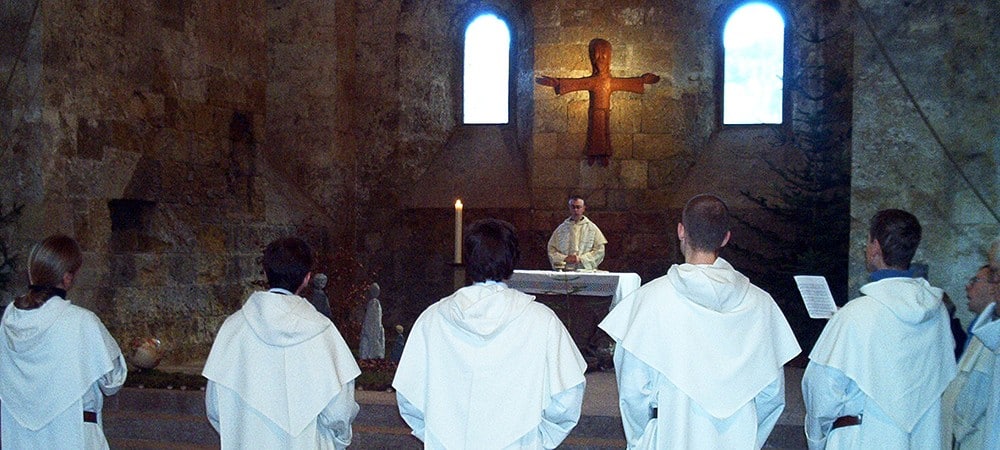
405, 125, 530, 209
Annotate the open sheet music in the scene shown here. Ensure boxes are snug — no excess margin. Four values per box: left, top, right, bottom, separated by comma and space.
794, 275, 837, 319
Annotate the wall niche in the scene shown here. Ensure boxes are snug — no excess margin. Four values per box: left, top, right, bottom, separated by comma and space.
108, 199, 165, 253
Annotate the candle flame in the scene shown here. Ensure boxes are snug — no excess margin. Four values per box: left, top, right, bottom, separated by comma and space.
455, 199, 463, 209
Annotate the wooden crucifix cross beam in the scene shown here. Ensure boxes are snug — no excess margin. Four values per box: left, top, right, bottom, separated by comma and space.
537, 38, 660, 166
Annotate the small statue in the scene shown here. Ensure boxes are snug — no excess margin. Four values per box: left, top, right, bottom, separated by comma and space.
359, 283, 385, 359
390, 324, 406, 363
308, 273, 333, 320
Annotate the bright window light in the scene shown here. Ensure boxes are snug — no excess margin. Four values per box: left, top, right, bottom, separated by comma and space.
723, 3, 785, 125
463, 14, 510, 124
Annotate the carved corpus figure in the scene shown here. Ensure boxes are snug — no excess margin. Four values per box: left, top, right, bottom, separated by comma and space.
537, 38, 660, 166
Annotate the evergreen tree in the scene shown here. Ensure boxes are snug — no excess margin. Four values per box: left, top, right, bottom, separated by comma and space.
731, 3, 853, 353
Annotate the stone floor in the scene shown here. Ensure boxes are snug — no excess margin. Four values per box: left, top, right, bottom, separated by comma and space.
102, 366, 807, 449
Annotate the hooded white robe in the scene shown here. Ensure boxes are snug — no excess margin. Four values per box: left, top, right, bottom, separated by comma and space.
599, 258, 801, 449
547, 216, 607, 270
803, 277, 957, 450
966, 303, 1000, 449
392, 282, 587, 449
203, 290, 361, 449
0, 296, 127, 449
941, 305, 997, 449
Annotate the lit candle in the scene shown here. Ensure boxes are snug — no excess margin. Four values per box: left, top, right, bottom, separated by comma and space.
454, 199, 463, 264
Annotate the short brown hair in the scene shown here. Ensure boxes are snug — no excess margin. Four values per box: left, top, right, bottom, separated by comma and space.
681, 194, 730, 252
464, 219, 519, 282
263, 237, 314, 292
869, 209, 921, 269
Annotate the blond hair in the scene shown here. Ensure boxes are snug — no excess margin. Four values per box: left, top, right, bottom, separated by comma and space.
15, 235, 82, 310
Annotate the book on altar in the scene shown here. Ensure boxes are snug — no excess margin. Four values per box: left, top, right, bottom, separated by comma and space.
794, 275, 837, 319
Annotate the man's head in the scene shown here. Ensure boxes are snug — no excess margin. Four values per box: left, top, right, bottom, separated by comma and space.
679, 194, 731, 255
568, 196, 586, 221
588, 38, 612, 74
966, 265, 999, 314
464, 219, 519, 283
263, 237, 314, 293
866, 209, 921, 272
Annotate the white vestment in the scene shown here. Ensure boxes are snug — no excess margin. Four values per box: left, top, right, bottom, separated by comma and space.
967, 303, 1000, 449
203, 290, 361, 449
392, 283, 587, 449
0, 296, 127, 449
941, 305, 997, 449
803, 277, 957, 450
547, 216, 607, 270
599, 258, 801, 449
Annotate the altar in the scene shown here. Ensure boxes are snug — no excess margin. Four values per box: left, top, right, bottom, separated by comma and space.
507, 270, 641, 368
507, 270, 641, 310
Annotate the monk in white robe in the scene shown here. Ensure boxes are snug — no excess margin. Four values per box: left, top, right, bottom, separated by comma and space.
547, 196, 607, 270
964, 302, 1000, 449
803, 209, 956, 449
203, 237, 360, 449
600, 194, 800, 449
941, 265, 998, 449
393, 219, 587, 449
0, 235, 126, 449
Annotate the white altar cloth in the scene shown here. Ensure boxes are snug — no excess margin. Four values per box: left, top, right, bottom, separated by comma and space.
507, 270, 641, 310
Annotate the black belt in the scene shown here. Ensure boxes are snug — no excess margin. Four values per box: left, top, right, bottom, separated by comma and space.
832, 415, 861, 430
83, 411, 97, 423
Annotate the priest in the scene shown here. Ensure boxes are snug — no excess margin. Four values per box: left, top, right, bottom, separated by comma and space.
547, 196, 607, 271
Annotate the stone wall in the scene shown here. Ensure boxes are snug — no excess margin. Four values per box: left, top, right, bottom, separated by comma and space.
849, 0, 999, 327
0, 1, 324, 364
6, 0, 992, 362
363, 0, 855, 352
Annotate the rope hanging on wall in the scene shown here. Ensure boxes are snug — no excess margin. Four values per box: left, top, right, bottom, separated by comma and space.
0, 0, 42, 158
851, 0, 1000, 224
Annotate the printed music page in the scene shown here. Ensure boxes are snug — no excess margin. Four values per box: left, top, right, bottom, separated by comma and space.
794, 275, 837, 319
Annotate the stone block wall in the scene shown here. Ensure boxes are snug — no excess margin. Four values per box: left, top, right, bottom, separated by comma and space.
7, 0, 992, 362
531, 1, 705, 282
849, 0, 999, 327
529, 0, 815, 282
359, 0, 855, 344
0, 1, 327, 364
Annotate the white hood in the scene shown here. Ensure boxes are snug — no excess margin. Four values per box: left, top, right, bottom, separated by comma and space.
241, 291, 331, 347
443, 284, 533, 339
0, 297, 122, 430
600, 258, 800, 419
202, 291, 360, 436
809, 276, 956, 432
2, 296, 65, 354
665, 258, 753, 312
860, 276, 945, 325
392, 284, 587, 449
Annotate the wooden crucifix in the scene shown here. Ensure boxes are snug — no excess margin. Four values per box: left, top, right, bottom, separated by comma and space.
537, 38, 660, 166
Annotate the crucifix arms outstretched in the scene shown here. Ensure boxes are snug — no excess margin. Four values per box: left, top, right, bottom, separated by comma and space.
536, 38, 659, 165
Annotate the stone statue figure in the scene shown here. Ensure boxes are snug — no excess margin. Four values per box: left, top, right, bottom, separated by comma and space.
308, 273, 333, 320
359, 282, 385, 359
536, 38, 660, 166
390, 324, 406, 363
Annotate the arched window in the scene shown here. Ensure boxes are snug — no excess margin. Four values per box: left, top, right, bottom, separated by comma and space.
463, 13, 510, 124
722, 2, 785, 125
